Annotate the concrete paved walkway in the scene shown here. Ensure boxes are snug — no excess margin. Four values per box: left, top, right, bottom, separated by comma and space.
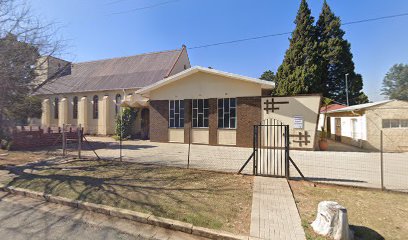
250, 177, 305, 240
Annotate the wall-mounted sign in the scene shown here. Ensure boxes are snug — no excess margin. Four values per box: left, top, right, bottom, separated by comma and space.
294, 115, 304, 129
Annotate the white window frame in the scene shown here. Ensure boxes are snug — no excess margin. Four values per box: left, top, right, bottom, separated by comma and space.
218, 98, 237, 129
169, 100, 184, 128
192, 99, 209, 128
382, 119, 408, 129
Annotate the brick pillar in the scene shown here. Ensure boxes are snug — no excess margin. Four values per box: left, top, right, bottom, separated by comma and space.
236, 97, 261, 148
150, 100, 169, 142
184, 99, 192, 144
209, 98, 218, 145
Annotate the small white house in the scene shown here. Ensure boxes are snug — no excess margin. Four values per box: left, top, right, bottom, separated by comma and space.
322, 100, 408, 152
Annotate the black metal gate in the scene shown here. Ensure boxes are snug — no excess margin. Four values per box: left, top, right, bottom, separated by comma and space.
253, 119, 290, 178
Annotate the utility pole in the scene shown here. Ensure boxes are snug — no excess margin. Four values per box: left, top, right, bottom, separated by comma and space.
345, 73, 350, 106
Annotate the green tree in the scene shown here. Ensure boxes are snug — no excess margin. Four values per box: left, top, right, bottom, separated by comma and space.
115, 108, 137, 139
275, 0, 323, 95
316, 0, 368, 105
381, 64, 408, 100
260, 70, 276, 82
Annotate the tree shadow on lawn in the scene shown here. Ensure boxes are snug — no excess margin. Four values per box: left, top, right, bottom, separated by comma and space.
3, 159, 251, 232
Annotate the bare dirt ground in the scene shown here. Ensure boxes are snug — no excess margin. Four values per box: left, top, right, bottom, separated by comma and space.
4, 159, 253, 235
290, 180, 408, 240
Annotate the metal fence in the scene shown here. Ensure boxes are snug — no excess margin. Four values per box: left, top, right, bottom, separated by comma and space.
40, 125, 408, 193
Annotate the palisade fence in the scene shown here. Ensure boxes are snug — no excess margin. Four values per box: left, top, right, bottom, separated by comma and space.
13, 124, 407, 193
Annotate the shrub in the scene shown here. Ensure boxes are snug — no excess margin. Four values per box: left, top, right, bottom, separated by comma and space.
115, 107, 137, 139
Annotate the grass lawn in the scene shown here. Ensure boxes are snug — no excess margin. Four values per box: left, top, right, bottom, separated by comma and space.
0, 149, 56, 167
290, 180, 408, 240
5, 159, 253, 234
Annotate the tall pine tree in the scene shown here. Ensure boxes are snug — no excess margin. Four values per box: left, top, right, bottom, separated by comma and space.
316, 0, 368, 105
275, 0, 322, 95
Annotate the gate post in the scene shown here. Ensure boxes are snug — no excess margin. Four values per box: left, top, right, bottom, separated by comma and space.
285, 125, 290, 179
253, 125, 256, 175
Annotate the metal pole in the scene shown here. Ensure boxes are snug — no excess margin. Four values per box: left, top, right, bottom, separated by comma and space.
120, 107, 123, 162
380, 130, 384, 190
77, 124, 82, 159
285, 125, 290, 179
345, 73, 350, 106
62, 124, 66, 157
187, 126, 191, 169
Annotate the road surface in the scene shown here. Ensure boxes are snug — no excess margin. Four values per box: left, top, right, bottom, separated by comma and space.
0, 191, 205, 240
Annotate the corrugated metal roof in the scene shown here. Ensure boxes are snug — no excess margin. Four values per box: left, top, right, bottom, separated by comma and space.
320, 104, 346, 113
327, 100, 393, 113
35, 49, 183, 95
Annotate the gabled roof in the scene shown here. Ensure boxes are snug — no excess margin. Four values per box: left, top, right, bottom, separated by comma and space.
35, 48, 185, 95
136, 66, 275, 95
327, 100, 393, 113
320, 104, 346, 113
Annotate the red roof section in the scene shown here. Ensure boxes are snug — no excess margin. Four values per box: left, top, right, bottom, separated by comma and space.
320, 104, 346, 113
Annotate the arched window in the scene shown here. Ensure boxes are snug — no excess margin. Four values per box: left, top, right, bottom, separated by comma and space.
115, 94, 121, 115
54, 97, 59, 119
73, 97, 78, 119
93, 95, 99, 119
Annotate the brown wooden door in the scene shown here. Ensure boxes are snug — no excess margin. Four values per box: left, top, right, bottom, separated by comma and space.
335, 118, 341, 142
141, 108, 150, 140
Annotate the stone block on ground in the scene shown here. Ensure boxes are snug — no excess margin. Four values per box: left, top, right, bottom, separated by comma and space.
311, 201, 353, 240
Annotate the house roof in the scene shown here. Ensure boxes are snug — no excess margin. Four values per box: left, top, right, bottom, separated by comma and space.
327, 100, 393, 113
35, 48, 184, 95
136, 66, 275, 96
320, 104, 346, 113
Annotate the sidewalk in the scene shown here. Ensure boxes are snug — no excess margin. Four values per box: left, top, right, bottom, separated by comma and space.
250, 177, 305, 240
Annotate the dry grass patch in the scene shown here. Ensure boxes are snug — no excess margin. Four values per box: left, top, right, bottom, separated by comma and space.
290, 180, 408, 240
5, 159, 253, 234
0, 149, 55, 167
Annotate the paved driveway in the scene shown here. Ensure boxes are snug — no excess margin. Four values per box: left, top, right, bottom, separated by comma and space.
80, 137, 408, 192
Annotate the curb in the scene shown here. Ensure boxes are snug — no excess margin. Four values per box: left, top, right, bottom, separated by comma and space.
0, 184, 248, 240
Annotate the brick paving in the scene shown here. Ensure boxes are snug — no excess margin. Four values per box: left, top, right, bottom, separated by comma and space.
250, 177, 305, 240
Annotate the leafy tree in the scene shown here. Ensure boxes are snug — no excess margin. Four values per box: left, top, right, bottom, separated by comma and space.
275, 0, 323, 95
115, 108, 137, 139
260, 70, 276, 82
381, 64, 408, 100
316, 0, 368, 105
0, 0, 64, 140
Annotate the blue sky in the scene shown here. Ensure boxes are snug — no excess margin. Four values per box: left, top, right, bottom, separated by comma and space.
30, 0, 408, 102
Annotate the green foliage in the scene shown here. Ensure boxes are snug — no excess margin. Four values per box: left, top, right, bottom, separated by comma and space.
115, 108, 137, 139
275, 0, 323, 96
260, 70, 276, 82
5, 96, 42, 125
381, 64, 408, 100
0, 34, 40, 133
316, 0, 368, 105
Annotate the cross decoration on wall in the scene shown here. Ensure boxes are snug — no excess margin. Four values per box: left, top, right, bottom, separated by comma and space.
263, 98, 289, 114
290, 131, 311, 147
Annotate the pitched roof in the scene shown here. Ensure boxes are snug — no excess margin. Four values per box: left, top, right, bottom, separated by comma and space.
136, 66, 275, 96
327, 100, 393, 113
320, 104, 346, 113
35, 48, 184, 95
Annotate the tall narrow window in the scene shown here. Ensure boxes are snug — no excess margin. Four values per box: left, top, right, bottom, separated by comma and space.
169, 100, 184, 128
115, 94, 121, 115
73, 97, 78, 119
218, 98, 236, 128
54, 97, 59, 119
192, 99, 209, 128
93, 95, 99, 119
